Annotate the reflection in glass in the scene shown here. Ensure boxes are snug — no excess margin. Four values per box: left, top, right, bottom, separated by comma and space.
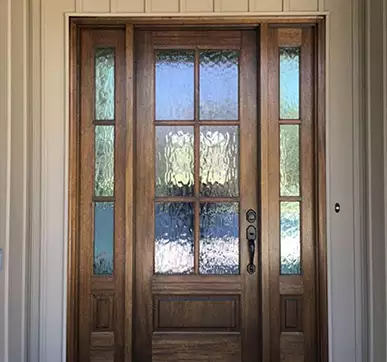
280, 125, 300, 196
280, 47, 300, 119
95, 48, 115, 121
94, 202, 114, 275
200, 126, 239, 197
95, 126, 114, 197
200, 203, 239, 275
156, 126, 194, 196
200, 51, 239, 120
280, 202, 301, 275
156, 51, 195, 120
155, 203, 194, 274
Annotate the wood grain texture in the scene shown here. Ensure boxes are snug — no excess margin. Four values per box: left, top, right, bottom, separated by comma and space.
280, 333, 305, 362
214, 0, 249, 12
250, 0, 282, 11
91, 332, 115, 348
181, 0, 214, 12
152, 334, 241, 361
124, 24, 135, 361
149, 0, 180, 12
281, 296, 303, 332
67, 21, 79, 362
259, 23, 271, 362
154, 295, 239, 331
115, 0, 145, 12
289, 0, 318, 11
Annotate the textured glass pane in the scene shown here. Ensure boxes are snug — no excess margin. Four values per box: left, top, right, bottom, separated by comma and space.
156, 126, 194, 196
156, 51, 195, 120
95, 48, 115, 120
280, 47, 300, 119
95, 126, 114, 197
155, 203, 194, 274
280, 202, 301, 275
200, 203, 239, 275
94, 202, 114, 275
200, 51, 239, 120
200, 126, 239, 197
280, 125, 300, 196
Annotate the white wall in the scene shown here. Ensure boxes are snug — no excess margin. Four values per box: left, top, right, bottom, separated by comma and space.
0, 0, 379, 360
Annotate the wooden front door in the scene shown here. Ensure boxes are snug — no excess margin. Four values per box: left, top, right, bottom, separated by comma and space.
70, 23, 324, 362
134, 30, 259, 361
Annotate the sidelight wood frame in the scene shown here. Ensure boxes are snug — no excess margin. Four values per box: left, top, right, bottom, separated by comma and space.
68, 17, 327, 362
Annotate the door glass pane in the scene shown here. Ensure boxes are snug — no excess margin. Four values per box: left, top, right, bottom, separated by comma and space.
156, 126, 194, 196
156, 51, 195, 120
94, 202, 114, 275
280, 202, 301, 275
95, 48, 115, 121
155, 203, 194, 275
199, 50, 239, 120
95, 126, 114, 197
200, 126, 239, 197
280, 47, 300, 120
200, 203, 239, 275
280, 125, 300, 196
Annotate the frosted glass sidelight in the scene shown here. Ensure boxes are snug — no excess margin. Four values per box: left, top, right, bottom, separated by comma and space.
95, 126, 114, 197
280, 47, 300, 120
94, 202, 114, 276
280, 202, 301, 275
95, 48, 115, 121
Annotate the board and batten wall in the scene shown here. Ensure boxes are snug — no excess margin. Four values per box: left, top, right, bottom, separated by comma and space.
0, 0, 381, 361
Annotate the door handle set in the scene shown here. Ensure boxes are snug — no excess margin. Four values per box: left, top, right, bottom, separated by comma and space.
246, 209, 257, 275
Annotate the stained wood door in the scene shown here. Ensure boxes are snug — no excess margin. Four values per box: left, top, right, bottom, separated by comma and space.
72, 24, 322, 362
134, 29, 260, 362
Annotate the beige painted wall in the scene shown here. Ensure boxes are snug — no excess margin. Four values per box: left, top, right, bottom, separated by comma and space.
0, 0, 382, 360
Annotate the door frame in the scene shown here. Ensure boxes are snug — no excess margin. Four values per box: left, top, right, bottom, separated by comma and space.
67, 17, 327, 361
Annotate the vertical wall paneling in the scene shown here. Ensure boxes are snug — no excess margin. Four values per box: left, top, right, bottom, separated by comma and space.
289, 0, 318, 11
148, 0, 179, 12
9, 0, 28, 360
0, 0, 10, 361
180, 0, 214, 12
214, 0, 249, 12
40, 0, 76, 361
325, 0, 360, 361
80, 0, 110, 12
75, 0, 82, 11
283, 0, 290, 11
115, 0, 145, 13
318, 0, 325, 11
249, 0, 282, 12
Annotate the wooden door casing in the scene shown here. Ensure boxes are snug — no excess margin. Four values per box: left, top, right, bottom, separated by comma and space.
134, 29, 260, 362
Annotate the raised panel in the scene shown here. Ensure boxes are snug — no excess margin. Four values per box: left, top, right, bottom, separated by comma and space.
289, 0, 318, 11
115, 0, 145, 12
281, 296, 303, 332
154, 295, 239, 331
91, 332, 115, 348
80, 0, 110, 12
280, 332, 304, 362
152, 334, 241, 361
214, 0, 248, 12
181, 0, 214, 12
90, 350, 114, 362
92, 293, 114, 330
148, 0, 179, 12
249, 0, 282, 11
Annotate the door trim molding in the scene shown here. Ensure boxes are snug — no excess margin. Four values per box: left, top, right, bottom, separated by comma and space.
26, 5, 367, 362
